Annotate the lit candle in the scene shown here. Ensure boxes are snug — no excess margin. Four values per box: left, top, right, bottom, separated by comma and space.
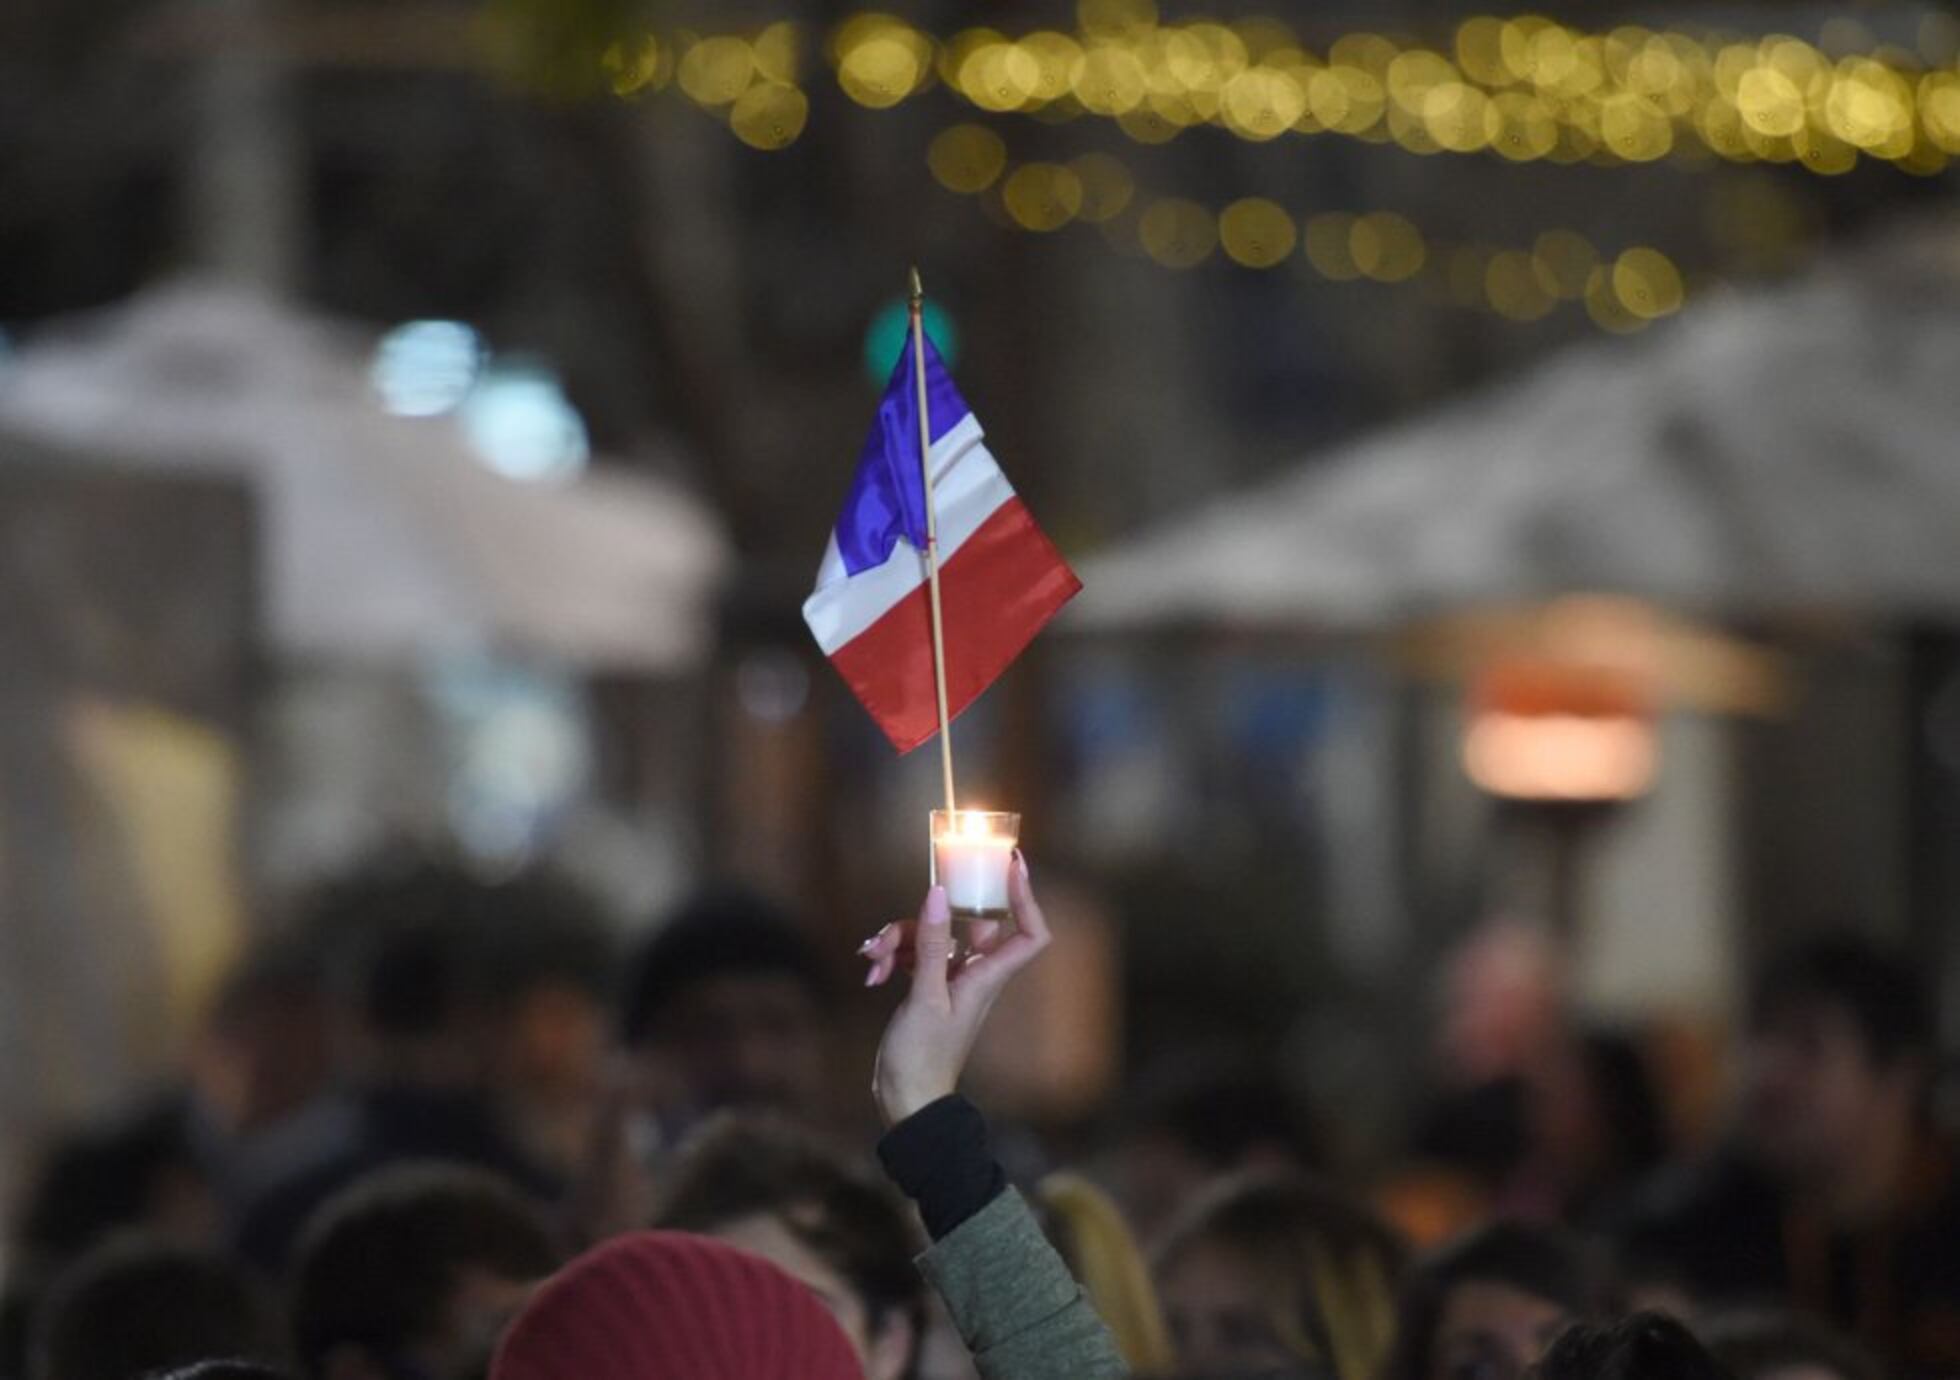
930, 810, 1020, 918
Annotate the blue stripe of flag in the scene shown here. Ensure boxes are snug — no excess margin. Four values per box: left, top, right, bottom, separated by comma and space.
834, 327, 973, 577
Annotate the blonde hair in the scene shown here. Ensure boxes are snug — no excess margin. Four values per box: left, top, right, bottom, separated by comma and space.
1037, 1172, 1177, 1377
1154, 1173, 1405, 1380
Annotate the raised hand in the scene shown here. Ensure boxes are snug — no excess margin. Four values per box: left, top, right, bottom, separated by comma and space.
860, 853, 1051, 1125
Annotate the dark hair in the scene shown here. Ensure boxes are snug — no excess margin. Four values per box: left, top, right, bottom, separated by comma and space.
652, 1114, 923, 1331
14, 1102, 203, 1263
1579, 1031, 1667, 1182
1533, 1313, 1732, 1380
154, 1365, 293, 1380
619, 889, 824, 1045
1701, 1310, 1881, 1380
290, 1164, 558, 1380
1117, 1057, 1324, 1172
1750, 931, 1929, 1068
1381, 1221, 1603, 1380
299, 855, 614, 1039
32, 1238, 284, 1380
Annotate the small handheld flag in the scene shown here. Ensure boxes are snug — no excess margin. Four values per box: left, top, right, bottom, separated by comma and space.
803, 281, 1081, 760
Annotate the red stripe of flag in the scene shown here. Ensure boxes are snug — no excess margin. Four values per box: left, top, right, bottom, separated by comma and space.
827, 498, 1080, 753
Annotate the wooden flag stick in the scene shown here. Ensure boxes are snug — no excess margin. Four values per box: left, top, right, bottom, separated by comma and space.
910, 266, 957, 817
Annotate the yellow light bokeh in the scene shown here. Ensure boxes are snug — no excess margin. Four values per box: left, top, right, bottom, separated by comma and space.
1792, 124, 1859, 175
1489, 92, 1559, 161
1117, 107, 1182, 143
1218, 197, 1297, 268
1019, 31, 1085, 103
1077, 0, 1158, 43
678, 36, 755, 106
928, 123, 1009, 193
1532, 229, 1598, 298
754, 22, 801, 86
1923, 76, 1960, 153
1424, 82, 1496, 153
1138, 197, 1217, 267
1303, 213, 1361, 281
1075, 45, 1149, 114
961, 42, 1042, 112
1351, 211, 1425, 282
1612, 247, 1685, 318
841, 35, 923, 108
1455, 16, 1510, 87
602, 34, 665, 98
1221, 67, 1308, 140
1387, 50, 1458, 116
730, 81, 808, 150
1736, 66, 1806, 136
1598, 93, 1673, 161
1001, 161, 1085, 231
1485, 249, 1555, 321
1585, 265, 1649, 333
1310, 66, 1386, 134
1071, 152, 1135, 221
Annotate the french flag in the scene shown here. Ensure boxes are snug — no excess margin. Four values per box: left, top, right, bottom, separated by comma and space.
803, 328, 1080, 753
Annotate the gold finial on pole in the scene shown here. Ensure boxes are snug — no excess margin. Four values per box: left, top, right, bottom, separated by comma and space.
909, 267, 958, 817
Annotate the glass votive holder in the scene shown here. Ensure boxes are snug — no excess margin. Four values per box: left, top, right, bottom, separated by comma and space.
928, 809, 1020, 923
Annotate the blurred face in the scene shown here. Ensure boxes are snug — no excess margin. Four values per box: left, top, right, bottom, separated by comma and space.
707, 1212, 908, 1380
1159, 1241, 1325, 1380
1428, 1281, 1571, 1380
437, 1269, 538, 1380
652, 975, 825, 1116
1740, 1000, 1906, 1183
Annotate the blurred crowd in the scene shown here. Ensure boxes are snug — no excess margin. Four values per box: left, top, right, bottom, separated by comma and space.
5, 849, 1957, 1380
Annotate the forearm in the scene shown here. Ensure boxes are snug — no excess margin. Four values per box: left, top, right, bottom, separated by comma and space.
879, 1097, 1129, 1380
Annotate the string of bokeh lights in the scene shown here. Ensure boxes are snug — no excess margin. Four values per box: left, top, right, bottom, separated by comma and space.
921, 123, 1686, 331
604, 4, 1960, 174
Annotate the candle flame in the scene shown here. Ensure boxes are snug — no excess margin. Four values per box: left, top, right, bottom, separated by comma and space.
958, 810, 990, 838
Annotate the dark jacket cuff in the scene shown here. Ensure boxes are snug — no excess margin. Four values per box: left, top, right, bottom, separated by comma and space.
877, 1094, 1009, 1240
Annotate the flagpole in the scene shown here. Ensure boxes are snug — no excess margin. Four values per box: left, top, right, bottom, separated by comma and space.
910, 266, 958, 818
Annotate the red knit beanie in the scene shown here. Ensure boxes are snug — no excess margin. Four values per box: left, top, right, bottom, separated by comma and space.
490, 1231, 864, 1380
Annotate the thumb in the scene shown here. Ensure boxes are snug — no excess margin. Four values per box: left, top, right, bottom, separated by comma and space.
906, 887, 954, 1008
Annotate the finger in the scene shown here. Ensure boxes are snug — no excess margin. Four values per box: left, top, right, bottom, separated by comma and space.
905, 887, 954, 1008
963, 919, 1005, 955
1007, 851, 1052, 948
952, 856, 1050, 1001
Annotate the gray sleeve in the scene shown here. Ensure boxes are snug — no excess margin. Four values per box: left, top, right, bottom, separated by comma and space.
915, 1189, 1131, 1380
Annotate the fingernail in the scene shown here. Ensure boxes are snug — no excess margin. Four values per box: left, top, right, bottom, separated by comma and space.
923, 886, 949, 924
1014, 849, 1030, 880
857, 936, 878, 955
863, 967, 878, 987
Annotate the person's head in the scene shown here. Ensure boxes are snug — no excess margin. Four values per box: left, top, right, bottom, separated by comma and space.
304, 855, 614, 1101
1738, 932, 1929, 1186
1106, 1058, 1324, 1242
32, 1237, 285, 1380
14, 1102, 217, 1268
489, 1232, 863, 1380
195, 931, 338, 1138
1036, 1172, 1175, 1377
619, 889, 828, 1118
291, 1164, 560, 1380
1531, 1313, 1731, 1380
1381, 1221, 1603, 1380
652, 1115, 922, 1380
1701, 1311, 1880, 1380
1153, 1173, 1406, 1380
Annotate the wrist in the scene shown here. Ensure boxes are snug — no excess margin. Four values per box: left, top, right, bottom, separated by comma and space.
876, 1072, 956, 1127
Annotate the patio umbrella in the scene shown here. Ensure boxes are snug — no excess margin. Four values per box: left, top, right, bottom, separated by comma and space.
1071, 218, 1960, 634
0, 280, 728, 670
